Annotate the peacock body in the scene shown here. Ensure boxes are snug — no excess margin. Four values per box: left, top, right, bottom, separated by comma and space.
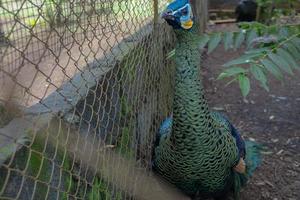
235, 0, 258, 22
153, 0, 261, 199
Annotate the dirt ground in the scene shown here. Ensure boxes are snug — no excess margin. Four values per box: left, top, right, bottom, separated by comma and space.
0, 19, 147, 107
202, 25, 300, 200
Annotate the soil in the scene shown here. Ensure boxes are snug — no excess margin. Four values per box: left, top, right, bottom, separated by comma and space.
202, 24, 300, 200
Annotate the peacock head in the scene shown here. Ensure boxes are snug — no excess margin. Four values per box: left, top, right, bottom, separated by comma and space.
161, 0, 194, 30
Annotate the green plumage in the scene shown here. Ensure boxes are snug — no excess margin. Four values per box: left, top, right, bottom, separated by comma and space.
153, 27, 261, 199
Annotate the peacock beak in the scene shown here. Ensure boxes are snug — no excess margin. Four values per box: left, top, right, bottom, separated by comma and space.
181, 19, 193, 29
161, 9, 175, 20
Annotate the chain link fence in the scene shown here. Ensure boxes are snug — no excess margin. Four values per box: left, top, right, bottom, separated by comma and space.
0, 0, 179, 199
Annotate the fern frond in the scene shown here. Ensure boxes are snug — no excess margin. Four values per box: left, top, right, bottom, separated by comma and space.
165, 22, 300, 97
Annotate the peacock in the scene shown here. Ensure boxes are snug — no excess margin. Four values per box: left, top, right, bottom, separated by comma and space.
153, 0, 261, 199
235, 0, 258, 22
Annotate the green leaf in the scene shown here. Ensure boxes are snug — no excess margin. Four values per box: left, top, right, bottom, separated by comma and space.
260, 81, 270, 92
260, 59, 283, 80
217, 73, 229, 80
245, 47, 269, 55
225, 78, 238, 86
291, 36, 300, 43
237, 22, 252, 30
199, 34, 210, 49
268, 52, 293, 75
277, 48, 299, 70
234, 31, 245, 49
250, 65, 266, 83
223, 57, 249, 67
238, 74, 250, 97
284, 42, 300, 61
289, 26, 300, 35
246, 29, 258, 47
267, 25, 278, 35
217, 67, 246, 79
166, 49, 175, 60
250, 64, 269, 91
291, 37, 300, 51
208, 33, 222, 54
224, 32, 234, 50
223, 54, 260, 67
278, 27, 289, 39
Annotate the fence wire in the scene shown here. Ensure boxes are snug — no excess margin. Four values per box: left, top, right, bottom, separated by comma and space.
0, 0, 176, 199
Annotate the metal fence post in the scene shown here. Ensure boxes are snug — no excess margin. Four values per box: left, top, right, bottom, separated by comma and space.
191, 0, 208, 33
153, 0, 159, 26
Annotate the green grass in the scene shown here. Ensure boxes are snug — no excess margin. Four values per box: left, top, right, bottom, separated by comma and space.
114, 43, 154, 160
87, 177, 124, 200
0, 127, 74, 199
116, 96, 135, 159
0, 135, 51, 199
0, 114, 133, 199
88, 178, 111, 200
116, 126, 135, 158
26, 138, 51, 199
0, 166, 7, 193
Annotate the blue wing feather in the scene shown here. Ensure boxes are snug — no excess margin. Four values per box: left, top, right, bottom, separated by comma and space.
159, 117, 173, 137
154, 117, 173, 148
229, 122, 246, 159
152, 117, 173, 167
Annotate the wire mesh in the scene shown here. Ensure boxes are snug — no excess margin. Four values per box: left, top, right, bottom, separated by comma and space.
0, 0, 176, 199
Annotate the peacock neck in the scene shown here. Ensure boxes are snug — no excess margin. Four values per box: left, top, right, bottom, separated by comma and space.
171, 28, 214, 147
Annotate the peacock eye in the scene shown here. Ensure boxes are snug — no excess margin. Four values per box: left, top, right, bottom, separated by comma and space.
166, 9, 173, 14
181, 7, 188, 15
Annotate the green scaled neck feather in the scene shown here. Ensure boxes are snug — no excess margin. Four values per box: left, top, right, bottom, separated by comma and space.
171, 28, 214, 147
154, 27, 239, 198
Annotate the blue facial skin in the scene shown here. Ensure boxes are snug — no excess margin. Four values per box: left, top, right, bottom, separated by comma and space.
161, 0, 193, 30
